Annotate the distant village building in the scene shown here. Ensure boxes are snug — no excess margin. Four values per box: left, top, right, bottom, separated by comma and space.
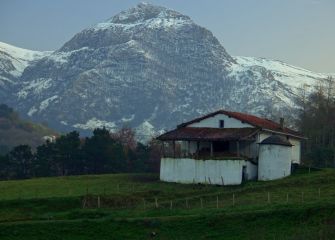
42, 135, 57, 143
157, 110, 305, 185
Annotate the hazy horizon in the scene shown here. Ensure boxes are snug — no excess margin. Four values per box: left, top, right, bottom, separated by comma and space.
1, 0, 334, 73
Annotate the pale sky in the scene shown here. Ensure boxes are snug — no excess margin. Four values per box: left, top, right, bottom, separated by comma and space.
0, 0, 334, 73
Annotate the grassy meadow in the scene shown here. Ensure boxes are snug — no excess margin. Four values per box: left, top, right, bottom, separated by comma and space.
0, 168, 335, 239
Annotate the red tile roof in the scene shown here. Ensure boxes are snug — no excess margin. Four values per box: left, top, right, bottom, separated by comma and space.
157, 127, 259, 141
176, 110, 304, 138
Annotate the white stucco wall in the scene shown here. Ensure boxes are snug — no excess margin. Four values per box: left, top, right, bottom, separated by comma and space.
188, 114, 253, 128
289, 138, 301, 164
258, 144, 292, 181
160, 158, 249, 185
258, 132, 301, 164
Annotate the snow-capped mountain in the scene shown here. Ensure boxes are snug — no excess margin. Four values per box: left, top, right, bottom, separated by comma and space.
0, 3, 333, 139
0, 42, 51, 104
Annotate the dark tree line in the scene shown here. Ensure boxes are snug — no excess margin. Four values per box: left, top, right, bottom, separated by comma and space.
297, 76, 335, 167
0, 127, 161, 180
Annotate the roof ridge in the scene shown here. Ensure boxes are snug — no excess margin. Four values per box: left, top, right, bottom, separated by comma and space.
176, 109, 303, 138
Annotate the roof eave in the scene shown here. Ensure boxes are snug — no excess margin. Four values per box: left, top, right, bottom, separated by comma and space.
262, 128, 307, 140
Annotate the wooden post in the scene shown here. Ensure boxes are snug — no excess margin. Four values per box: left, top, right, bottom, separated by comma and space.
173, 141, 176, 158
162, 142, 165, 157
236, 141, 240, 157
233, 194, 235, 206
170, 200, 173, 210
186, 199, 189, 209
188, 141, 191, 157
286, 193, 289, 203
155, 198, 158, 208
82, 198, 86, 209
200, 198, 203, 208
196, 141, 200, 158
210, 142, 214, 157
221, 176, 224, 186
216, 196, 219, 209
267, 192, 270, 204
97, 196, 101, 208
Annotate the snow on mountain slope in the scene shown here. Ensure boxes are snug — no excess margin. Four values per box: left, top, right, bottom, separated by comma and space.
0, 42, 52, 77
92, 3, 192, 32
0, 42, 52, 105
1, 3, 334, 140
231, 56, 329, 89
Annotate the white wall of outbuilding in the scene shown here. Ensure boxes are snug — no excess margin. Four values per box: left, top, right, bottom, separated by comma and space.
258, 144, 292, 181
160, 158, 257, 185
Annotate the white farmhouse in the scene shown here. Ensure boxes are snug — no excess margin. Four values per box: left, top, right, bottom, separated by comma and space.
157, 110, 305, 185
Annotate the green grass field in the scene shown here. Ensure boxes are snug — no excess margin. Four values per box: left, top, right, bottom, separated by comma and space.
0, 168, 335, 239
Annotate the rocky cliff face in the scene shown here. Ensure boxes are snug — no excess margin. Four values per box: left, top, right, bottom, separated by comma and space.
0, 3, 332, 139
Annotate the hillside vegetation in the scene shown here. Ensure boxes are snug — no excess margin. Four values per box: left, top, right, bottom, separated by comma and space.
0, 104, 56, 154
0, 168, 335, 239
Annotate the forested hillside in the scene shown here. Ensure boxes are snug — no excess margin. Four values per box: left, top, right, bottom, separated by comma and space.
297, 77, 335, 167
0, 104, 56, 154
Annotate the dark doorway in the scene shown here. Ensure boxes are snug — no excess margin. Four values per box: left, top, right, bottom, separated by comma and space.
242, 166, 247, 181
213, 141, 229, 152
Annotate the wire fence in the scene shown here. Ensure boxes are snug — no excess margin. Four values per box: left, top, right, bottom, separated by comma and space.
80, 187, 334, 210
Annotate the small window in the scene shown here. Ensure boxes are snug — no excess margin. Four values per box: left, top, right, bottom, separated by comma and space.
219, 120, 224, 128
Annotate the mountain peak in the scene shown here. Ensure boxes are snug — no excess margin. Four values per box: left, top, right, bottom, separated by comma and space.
109, 2, 190, 24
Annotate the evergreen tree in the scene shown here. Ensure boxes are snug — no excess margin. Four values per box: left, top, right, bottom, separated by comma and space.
0, 154, 10, 179
7, 145, 33, 179
34, 141, 57, 177
54, 131, 81, 175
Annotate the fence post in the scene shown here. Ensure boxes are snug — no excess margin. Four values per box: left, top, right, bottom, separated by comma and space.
170, 200, 173, 210
267, 192, 270, 204
233, 194, 235, 206
186, 199, 189, 209
286, 193, 289, 203
318, 188, 321, 199
200, 198, 203, 208
221, 176, 224, 186
155, 198, 158, 208
216, 195, 219, 209
82, 197, 86, 209
97, 196, 101, 208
